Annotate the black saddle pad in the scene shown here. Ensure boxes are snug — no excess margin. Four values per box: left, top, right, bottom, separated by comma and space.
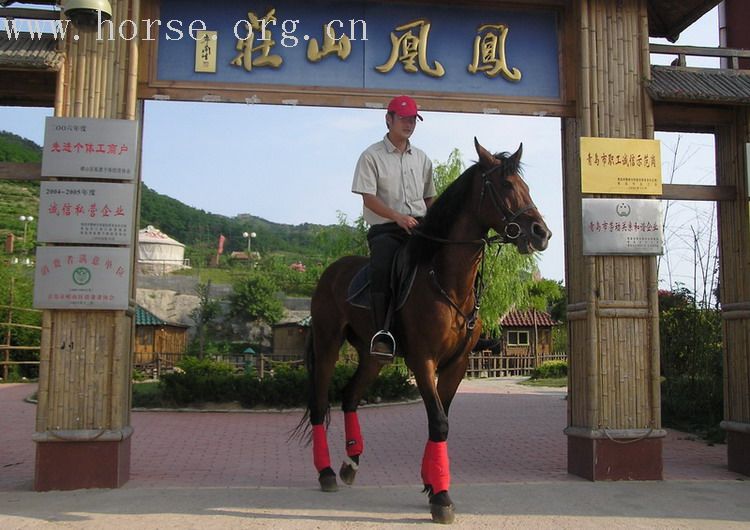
346, 246, 418, 311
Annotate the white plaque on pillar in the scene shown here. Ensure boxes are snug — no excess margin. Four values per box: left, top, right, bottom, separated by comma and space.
37, 182, 135, 244
33, 247, 132, 310
582, 198, 664, 255
41, 117, 138, 180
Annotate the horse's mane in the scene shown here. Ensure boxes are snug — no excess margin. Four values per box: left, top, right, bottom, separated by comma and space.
408, 151, 521, 264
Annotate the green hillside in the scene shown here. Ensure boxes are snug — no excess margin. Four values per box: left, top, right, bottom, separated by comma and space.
0, 132, 41, 245
140, 184, 323, 258
0, 131, 327, 261
0, 131, 43, 163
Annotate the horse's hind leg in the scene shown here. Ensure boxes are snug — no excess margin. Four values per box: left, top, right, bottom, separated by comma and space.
339, 352, 382, 485
309, 328, 342, 492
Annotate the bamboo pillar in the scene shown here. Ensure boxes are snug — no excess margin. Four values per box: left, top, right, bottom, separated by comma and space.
34, 0, 141, 491
717, 108, 750, 476
562, 0, 665, 480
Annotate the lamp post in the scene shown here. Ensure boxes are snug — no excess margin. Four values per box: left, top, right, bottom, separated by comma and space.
242, 231, 256, 257
19, 215, 34, 242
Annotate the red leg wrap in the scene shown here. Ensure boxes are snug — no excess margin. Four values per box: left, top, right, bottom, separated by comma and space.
312, 424, 331, 472
421, 440, 436, 486
427, 440, 450, 494
344, 412, 364, 457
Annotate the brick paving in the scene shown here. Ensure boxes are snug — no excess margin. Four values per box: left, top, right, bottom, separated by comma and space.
0, 378, 743, 493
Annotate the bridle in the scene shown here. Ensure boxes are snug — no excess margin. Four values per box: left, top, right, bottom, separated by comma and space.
412, 161, 539, 247
478, 162, 538, 243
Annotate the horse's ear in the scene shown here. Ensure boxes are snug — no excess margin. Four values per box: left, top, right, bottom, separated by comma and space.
474, 137, 495, 168
509, 143, 523, 166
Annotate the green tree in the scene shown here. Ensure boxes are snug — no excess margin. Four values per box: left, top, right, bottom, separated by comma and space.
190, 281, 221, 359
527, 278, 566, 321
313, 211, 368, 264
433, 148, 465, 193
229, 272, 284, 325
659, 287, 723, 440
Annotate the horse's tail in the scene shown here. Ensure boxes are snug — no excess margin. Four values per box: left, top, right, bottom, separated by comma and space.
289, 325, 319, 445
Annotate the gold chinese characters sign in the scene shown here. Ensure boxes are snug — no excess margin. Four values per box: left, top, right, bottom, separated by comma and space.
148, 1, 561, 103
580, 137, 662, 195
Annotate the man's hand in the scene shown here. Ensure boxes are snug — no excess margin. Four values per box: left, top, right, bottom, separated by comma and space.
395, 213, 419, 234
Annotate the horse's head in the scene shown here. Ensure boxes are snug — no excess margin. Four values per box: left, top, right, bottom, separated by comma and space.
473, 138, 551, 254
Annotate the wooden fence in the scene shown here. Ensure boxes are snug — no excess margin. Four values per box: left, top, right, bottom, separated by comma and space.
0, 279, 42, 380
465, 350, 567, 378
134, 352, 184, 379
134, 350, 567, 380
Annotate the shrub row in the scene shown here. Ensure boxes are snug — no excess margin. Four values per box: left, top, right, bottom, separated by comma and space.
659, 292, 723, 442
530, 360, 567, 379
147, 357, 417, 409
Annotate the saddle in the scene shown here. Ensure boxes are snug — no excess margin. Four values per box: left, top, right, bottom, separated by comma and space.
346, 245, 419, 313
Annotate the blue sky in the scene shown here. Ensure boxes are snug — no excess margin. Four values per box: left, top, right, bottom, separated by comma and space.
0, 8, 720, 285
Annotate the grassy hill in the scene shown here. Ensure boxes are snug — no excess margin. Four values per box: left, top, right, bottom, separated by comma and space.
0, 131, 327, 261
0, 132, 41, 246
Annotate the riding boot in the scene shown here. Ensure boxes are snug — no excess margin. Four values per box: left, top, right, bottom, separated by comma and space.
370, 293, 395, 359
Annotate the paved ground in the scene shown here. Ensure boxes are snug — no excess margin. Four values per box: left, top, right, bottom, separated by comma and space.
1, 379, 748, 528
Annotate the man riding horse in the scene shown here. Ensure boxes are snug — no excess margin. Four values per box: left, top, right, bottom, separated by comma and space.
351, 95, 436, 359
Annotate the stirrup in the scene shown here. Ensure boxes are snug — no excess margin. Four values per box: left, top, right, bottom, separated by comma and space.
370, 330, 396, 359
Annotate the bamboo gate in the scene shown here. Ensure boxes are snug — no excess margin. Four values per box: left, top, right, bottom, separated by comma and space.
32, 0, 142, 491
17, 0, 750, 489
562, 0, 665, 480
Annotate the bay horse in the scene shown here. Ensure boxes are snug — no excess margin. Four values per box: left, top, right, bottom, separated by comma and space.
299, 139, 551, 524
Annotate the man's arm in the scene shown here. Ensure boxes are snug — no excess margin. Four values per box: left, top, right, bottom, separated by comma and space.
361, 193, 419, 233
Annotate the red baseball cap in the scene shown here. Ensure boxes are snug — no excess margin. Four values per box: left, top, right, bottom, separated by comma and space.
387, 95, 423, 121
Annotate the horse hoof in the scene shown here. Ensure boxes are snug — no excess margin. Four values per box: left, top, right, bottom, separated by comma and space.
339, 462, 357, 485
318, 468, 339, 492
430, 503, 455, 524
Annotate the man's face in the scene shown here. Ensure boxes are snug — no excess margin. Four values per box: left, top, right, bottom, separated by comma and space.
387, 113, 417, 140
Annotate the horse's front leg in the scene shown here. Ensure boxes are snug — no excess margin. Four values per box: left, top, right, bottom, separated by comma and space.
413, 363, 455, 525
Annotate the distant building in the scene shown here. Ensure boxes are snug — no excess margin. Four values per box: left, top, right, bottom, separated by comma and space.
137, 225, 190, 275
500, 309, 558, 360
134, 305, 189, 373
272, 312, 310, 360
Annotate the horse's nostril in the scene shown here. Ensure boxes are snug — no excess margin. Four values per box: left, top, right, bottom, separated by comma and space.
533, 223, 550, 240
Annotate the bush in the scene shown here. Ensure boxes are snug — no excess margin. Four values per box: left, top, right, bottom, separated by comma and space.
236, 374, 263, 408
366, 363, 418, 401
132, 382, 163, 408
152, 358, 417, 409
176, 356, 235, 377
160, 357, 237, 405
659, 289, 723, 442
260, 363, 309, 408
531, 360, 567, 379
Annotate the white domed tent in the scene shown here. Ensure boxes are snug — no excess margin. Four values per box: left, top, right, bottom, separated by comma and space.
138, 226, 189, 275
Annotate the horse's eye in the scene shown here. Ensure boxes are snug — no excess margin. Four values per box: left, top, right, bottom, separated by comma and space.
501, 180, 513, 190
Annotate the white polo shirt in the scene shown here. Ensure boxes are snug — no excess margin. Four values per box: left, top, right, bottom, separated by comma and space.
351, 135, 436, 226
